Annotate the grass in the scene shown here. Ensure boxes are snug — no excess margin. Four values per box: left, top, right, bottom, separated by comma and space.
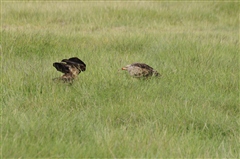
1, 1, 239, 158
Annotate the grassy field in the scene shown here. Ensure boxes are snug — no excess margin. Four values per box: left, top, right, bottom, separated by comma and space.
1, 1, 239, 158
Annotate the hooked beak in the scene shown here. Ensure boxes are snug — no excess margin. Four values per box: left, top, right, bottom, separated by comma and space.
122, 67, 127, 70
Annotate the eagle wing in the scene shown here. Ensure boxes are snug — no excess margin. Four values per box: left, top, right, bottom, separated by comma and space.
62, 57, 86, 72
53, 62, 71, 74
68, 57, 86, 66
131, 63, 154, 71
131, 63, 159, 77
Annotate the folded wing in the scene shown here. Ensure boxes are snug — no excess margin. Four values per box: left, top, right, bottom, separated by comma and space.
131, 63, 154, 71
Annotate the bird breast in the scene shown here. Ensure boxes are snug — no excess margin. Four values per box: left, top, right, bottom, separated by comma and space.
69, 66, 80, 77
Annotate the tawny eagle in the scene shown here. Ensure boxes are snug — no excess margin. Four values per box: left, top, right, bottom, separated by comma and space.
122, 63, 160, 78
53, 57, 86, 82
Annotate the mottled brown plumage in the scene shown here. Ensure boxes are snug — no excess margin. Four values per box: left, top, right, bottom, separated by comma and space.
53, 57, 86, 83
122, 63, 160, 78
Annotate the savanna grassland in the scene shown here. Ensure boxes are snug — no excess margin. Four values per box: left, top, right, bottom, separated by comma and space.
1, 1, 239, 158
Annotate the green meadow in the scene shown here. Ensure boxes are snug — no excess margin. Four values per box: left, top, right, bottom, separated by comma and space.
1, 1, 239, 158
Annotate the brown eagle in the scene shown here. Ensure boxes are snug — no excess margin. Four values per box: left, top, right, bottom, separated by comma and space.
53, 57, 86, 83
122, 63, 160, 78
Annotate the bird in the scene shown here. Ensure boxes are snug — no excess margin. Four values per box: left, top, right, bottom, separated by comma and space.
122, 63, 160, 78
53, 57, 86, 83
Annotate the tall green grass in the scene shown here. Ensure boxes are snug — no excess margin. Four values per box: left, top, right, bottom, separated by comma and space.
2, 1, 239, 158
